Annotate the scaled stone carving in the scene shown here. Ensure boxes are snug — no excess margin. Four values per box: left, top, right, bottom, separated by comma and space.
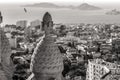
0, 12, 14, 80
31, 12, 64, 80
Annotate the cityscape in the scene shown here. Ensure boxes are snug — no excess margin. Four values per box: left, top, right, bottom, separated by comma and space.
0, 0, 120, 80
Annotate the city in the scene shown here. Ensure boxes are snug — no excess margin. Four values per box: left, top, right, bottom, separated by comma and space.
0, 1, 120, 80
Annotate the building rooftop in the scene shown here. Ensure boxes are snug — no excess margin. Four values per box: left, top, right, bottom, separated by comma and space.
89, 59, 120, 69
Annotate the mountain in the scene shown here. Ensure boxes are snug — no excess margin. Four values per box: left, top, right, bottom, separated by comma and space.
24, 3, 76, 9
23, 2, 102, 10
77, 3, 101, 10
24, 2, 60, 8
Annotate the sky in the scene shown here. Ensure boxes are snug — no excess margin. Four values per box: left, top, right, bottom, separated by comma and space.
0, 0, 119, 8
1, 0, 120, 9
0, 0, 120, 8
0, 0, 120, 25
0, 0, 120, 4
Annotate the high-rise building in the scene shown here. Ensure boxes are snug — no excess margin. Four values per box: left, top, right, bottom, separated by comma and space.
86, 59, 120, 80
112, 39, 120, 53
31, 12, 63, 80
24, 26, 32, 42
8, 37, 17, 48
16, 20, 27, 28
30, 20, 41, 28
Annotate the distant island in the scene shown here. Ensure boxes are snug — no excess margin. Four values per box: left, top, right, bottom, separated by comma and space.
77, 3, 101, 10
24, 2, 60, 8
106, 9, 120, 15
23, 2, 102, 10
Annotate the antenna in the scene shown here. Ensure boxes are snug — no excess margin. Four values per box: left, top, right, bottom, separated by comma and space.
24, 8, 27, 13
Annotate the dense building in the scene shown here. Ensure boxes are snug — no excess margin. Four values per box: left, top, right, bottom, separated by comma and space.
86, 59, 120, 80
100, 43, 112, 53
4, 24, 16, 33
16, 20, 27, 28
112, 39, 120, 54
31, 12, 64, 80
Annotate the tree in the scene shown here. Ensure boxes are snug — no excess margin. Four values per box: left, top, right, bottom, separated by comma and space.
59, 25, 67, 36
62, 58, 71, 77
58, 46, 66, 53
16, 26, 24, 31
11, 31, 18, 36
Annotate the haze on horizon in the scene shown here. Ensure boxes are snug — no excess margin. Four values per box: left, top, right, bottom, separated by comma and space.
0, 0, 120, 9
0, 0, 120, 25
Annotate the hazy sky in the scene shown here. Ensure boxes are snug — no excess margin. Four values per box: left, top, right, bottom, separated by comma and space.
0, 0, 120, 9
0, 0, 120, 25
0, 0, 120, 4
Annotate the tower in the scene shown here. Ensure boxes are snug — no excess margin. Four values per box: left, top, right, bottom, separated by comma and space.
42, 12, 53, 34
0, 12, 13, 80
31, 12, 64, 80
0, 11, 2, 24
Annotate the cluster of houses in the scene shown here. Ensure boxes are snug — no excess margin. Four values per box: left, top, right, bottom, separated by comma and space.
2, 18, 120, 80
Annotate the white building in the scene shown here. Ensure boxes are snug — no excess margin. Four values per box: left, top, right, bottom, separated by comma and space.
8, 37, 17, 48
16, 20, 27, 28
30, 20, 41, 27
86, 59, 120, 80
30, 20, 41, 29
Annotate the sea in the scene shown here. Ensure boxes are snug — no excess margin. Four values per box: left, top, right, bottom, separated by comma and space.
0, 4, 120, 25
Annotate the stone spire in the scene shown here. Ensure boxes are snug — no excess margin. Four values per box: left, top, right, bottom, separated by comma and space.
0, 28, 14, 80
43, 12, 52, 23
42, 12, 53, 33
0, 12, 2, 24
0, 12, 13, 80
31, 12, 64, 80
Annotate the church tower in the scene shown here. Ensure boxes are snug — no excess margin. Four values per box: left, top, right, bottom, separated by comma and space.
31, 12, 64, 80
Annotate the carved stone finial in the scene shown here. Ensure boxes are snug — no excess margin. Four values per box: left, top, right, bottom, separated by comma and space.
31, 12, 64, 80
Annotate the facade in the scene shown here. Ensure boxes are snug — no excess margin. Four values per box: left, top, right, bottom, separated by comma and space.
86, 59, 120, 80
31, 12, 64, 80
16, 20, 27, 28
30, 20, 42, 34
30, 20, 41, 28
24, 26, 32, 42
8, 37, 17, 48
112, 39, 120, 53
79, 31, 92, 40
100, 43, 112, 53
